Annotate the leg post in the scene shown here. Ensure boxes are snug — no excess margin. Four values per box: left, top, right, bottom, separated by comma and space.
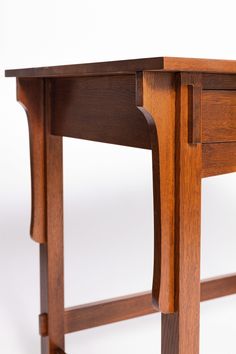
17, 78, 65, 354
39, 79, 65, 354
161, 73, 202, 354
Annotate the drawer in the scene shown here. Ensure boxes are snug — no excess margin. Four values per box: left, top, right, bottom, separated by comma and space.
202, 90, 236, 143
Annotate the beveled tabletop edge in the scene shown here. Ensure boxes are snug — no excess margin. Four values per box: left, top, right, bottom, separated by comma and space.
5, 56, 236, 78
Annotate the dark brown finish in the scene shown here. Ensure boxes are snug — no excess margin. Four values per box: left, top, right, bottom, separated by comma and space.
186, 76, 202, 144
40, 79, 65, 354
177, 73, 203, 144
202, 73, 236, 90
51, 75, 151, 149
5, 57, 236, 78
18, 78, 65, 353
55, 350, 67, 354
202, 90, 236, 143
39, 313, 48, 337
7, 57, 236, 354
17, 79, 46, 243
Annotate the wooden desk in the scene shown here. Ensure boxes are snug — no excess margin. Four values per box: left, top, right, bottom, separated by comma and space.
5, 57, 236, 354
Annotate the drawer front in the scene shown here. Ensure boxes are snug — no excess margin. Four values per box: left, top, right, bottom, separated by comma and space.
202, 90, 236, 143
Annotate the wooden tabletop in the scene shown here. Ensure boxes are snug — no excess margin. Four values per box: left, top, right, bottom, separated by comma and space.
5, 57, 236, 78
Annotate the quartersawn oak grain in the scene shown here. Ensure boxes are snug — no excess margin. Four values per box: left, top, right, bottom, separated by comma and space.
202, 90, 236, 143
161, 72, 202, 354
202, 142, 236, 177
51, 75, 151, 149
7, 57, 236, 354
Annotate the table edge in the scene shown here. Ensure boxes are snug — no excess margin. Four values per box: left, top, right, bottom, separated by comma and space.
5, 56, 236, 78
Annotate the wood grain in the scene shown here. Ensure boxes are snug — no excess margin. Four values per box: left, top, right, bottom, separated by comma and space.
140, 72, 176, 313
202, 90, 236, 143
39, 273, 236, 336
136, 72, 162, 312
40, 79, 65, 354
201, 273, 236, 301
202, 73, 236, 90
17, 78, 46, 243
187, 75, 202, 144
51, 75, 151, 149
63, 274, 236, 333
5, 57, 236, 78
10, 59, 236, 354
162, 73, 202, 354
202, 142, 236, 177
65, 292, 154, 333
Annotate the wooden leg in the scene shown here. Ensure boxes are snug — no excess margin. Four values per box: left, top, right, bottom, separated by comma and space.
161, 165, 201, 354
17, 72, 202, 354
138, 71, 202, 353
161, 204, 201, 354
17, 78, 65, 354
40, 135, 65, 353
40, 80, 65, 354
161, 73, 202, 354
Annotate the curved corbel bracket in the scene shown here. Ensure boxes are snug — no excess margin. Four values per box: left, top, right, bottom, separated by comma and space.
136, 72, 162, 310
17, 78, 46, 243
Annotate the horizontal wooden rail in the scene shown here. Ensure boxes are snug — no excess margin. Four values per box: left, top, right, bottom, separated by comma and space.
39, 273, 236, 336
64, 291, 154, 334
201, 273, 236, 301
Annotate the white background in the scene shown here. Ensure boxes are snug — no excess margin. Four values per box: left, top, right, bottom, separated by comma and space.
1, 0, 236, 353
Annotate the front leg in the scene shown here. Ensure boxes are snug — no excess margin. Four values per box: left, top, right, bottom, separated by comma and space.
162, 73, 202, 354
17, 78, 65, 354
138, 71, 202, 354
